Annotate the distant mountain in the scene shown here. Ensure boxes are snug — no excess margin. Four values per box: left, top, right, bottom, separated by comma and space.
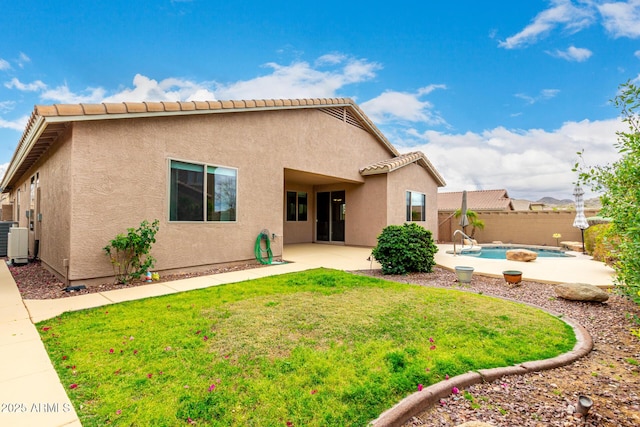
511, 196, 602, 210
537, 197, 573, 205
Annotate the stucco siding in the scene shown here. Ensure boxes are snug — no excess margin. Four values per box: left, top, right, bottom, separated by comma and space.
283, 184, 314, 244
346, 175, 387, 247
9, 127, 73, 278
386, 162, 440, 240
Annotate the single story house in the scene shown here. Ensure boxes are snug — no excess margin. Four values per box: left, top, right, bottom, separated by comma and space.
1, 98, 445, 285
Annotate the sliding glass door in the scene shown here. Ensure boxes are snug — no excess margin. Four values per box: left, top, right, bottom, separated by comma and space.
316, 191, 345, 242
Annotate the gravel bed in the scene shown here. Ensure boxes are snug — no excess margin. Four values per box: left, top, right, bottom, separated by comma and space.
7, 259, 271, 300
356, 268, 640, 427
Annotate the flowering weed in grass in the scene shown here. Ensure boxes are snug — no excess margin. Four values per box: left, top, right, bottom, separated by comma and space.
38, 269, 575, 426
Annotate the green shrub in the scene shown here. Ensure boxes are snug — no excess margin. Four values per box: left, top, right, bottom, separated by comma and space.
372, 223, 438, 275
584, 223, 619, 265
576, 81, 640, 304
103, 219, 160, 284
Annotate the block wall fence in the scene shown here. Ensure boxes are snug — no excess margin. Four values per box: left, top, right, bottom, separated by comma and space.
438, 210, 600, 246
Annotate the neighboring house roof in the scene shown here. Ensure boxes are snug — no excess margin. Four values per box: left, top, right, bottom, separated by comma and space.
511, 199, 532, 211
359, 151, 446, 186
1, 98, 445, 191
438, 189, 513, 212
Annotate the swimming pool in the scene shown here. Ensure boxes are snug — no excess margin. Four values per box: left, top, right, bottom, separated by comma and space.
460, 246, 571, 259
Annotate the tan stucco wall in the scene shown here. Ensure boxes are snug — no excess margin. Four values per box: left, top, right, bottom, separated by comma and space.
283, 184, 314, 244
438, 209, 600, 245
345, 175, 387, 247
386, 162, 440, 240
63, 108, 397, 281
8, 127, 73, 278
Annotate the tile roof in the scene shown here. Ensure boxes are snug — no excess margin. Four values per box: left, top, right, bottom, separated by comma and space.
1, 98, 417, 191
33, 98, 355, 117
360, 151, 446, 186
438, 189, 513, 211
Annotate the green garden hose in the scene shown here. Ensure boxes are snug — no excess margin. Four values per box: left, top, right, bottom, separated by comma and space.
255, 229, 273, 265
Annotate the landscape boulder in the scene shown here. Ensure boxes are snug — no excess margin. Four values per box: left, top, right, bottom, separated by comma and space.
554, 283, 609, 302
506, 249, 538, 262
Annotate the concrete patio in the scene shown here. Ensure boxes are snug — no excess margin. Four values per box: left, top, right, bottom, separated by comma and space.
0, 243, 616, 426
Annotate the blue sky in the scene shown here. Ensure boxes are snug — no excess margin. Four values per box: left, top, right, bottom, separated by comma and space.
1, 0, 638, 200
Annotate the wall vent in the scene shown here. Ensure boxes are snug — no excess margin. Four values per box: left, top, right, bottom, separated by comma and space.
318, 107, 367, 131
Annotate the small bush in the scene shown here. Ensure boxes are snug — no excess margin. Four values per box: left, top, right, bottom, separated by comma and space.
584, 223, 619, 265
372, 223, 438, 275
103, 219, 160, 284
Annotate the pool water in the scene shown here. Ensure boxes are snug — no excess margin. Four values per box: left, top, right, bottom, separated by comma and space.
460, 246, 570, 259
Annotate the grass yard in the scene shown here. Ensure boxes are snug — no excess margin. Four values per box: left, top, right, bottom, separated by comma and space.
38, 269, 575, 426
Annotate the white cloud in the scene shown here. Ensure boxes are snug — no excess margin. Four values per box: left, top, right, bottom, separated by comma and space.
2, 54, 380, 107
635, 50, 640, 58
17, 52, 30, 68
41, 84, 107, 104
0, 101, 15, 113
0, 59, 10, 71
315, 53, 346, 65
548, 45, 593, 61
597, 0, 640, 38
0, 115, 29, 131
215, 56, 380, 100
103, 74, 215, 102
515, 88, 560, 105
397, 118, 623, 200
5, 78, 47, 92
360, 86, 447, 125
0, 162, 8, 179
499, 0, 595, 49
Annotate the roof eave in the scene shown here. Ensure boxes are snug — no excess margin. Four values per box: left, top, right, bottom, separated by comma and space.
1, 114, 46, 192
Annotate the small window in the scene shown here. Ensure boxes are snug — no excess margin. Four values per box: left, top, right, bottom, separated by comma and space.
286, 191, 308, 221
297, 192, 307, 221
286, 191, 297, 221
406, 191, 426, 222
169, 160, 237, 222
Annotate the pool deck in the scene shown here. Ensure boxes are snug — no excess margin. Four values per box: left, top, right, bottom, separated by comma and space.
434, 243, 616, 287
0, 243, 616, 426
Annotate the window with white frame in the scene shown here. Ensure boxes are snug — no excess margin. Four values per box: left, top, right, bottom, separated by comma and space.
169, 160, 237, 222
406, 191, 426, 222
286, 191, 308, 221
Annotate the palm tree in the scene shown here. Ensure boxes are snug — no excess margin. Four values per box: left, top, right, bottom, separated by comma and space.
453, 209, 485, 238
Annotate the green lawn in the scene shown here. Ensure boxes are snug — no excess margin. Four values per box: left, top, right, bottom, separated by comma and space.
38, 269, 575, 426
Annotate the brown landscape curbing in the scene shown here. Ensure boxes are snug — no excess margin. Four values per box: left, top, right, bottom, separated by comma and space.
369, 311, 594, 427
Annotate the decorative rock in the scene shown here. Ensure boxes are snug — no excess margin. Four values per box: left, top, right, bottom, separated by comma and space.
455, 422, 496, 427
554, 283, 609, 302
560, 241, 584, 252
506, 249, 538, 262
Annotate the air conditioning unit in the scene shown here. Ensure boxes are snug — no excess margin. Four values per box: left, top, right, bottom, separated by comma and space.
7, 227, 28, 265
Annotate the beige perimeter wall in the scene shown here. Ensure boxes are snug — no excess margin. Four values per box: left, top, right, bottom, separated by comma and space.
438, 209, 600, 246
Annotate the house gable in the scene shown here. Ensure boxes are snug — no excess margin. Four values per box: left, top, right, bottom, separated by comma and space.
360, 151, 446, 187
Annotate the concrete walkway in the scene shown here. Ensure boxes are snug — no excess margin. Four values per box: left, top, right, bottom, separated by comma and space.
0, 243, 615, 426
